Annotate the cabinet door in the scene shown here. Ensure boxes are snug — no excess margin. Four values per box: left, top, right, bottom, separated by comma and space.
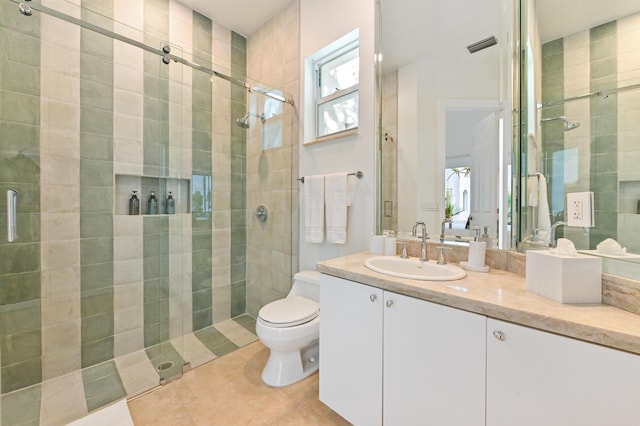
384, 292, 486, 426
319, 275, 384, 426
487, 318, 640, 426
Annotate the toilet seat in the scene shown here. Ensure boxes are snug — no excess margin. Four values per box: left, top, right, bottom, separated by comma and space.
258, 296, 319, 328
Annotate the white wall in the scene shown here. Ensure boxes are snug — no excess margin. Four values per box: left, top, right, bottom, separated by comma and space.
299, 0, 376, 270
397, 55, 500, 234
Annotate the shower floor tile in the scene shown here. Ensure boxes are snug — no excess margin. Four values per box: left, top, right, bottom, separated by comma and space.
5, 314, 260, 425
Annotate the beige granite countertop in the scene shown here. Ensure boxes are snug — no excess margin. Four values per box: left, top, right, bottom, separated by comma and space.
317, 252, 640, 356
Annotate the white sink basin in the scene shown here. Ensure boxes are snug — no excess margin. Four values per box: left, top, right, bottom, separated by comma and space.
364, 256, 466, 281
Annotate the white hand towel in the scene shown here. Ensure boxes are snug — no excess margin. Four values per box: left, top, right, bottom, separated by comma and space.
325, 172, 349, 244
527, 175, 539, 207
304, 175, 325, 243
537, 174, 552, 244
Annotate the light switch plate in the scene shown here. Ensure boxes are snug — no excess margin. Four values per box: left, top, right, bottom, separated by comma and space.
422, 201, 439, 212
567, 192, 594, 227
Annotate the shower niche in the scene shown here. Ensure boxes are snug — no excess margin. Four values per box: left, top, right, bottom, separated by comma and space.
115, 174, 191, 215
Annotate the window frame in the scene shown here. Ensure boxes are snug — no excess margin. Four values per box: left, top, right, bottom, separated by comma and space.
313, 40, 360, 139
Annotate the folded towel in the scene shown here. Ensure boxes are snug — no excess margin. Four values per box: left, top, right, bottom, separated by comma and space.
325, 172, 349, 244
537, 174, 551, 244
304, 175, 325, 243
527, 175, 539, 207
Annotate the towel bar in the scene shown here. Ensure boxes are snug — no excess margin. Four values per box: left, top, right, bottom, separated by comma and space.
297, 171, 363, 184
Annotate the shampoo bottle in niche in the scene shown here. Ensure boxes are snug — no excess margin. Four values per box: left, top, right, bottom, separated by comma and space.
148, 191, 158, 214
166, 192, 175, 214
128, 190, 140, 215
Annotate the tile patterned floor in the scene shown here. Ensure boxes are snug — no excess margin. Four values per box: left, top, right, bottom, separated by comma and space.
128, 341, 350, 425
0, 315, 259, 426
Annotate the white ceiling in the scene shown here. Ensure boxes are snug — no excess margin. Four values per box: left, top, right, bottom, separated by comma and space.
382, 0, 640, 74
177, 0, 640, 69
178, 0, 291, 36
536, 0, 640, 43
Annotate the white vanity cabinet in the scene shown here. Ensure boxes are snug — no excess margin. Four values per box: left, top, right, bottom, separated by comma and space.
319, 274, 384, 425
319, 274, 486, 426
486, 318, 640, 426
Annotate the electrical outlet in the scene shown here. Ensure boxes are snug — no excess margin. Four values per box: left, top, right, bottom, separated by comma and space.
567, 192, 594, 227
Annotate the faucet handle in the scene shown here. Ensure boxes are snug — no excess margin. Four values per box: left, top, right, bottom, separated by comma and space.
399, 242, 409, 259
435, 246, 452, 265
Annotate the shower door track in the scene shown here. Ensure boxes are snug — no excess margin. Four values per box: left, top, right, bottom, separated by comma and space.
14, 0, 294, 105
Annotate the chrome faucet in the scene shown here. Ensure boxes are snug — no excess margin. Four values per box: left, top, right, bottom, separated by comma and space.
440, 218, 452, 243
412, 221, 428, 262
550, 221, 567, 247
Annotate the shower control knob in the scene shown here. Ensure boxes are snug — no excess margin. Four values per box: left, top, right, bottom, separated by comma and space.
254, 205, 268, 222
370, 294, 377, 302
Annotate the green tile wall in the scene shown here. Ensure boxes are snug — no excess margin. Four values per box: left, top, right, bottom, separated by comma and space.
143, 0, 171, 348
80, 0, 115, 368
0, 384, 41, 425
142, 0, 170, 178
192, 11, 214, 330
230, 32, 247, 317
0, 2, 42, 394
143, 216, 170, 347
589, 21, 618, 248
540, 38, 565, 227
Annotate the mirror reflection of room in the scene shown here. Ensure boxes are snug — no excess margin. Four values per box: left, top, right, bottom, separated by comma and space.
379, 0, 512, 249
521, 0, 640, 257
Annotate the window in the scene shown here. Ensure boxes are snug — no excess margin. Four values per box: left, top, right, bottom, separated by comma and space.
314, 40, 359, 138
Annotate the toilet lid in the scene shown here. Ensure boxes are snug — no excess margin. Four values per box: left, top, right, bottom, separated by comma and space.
259, 296, 319, 328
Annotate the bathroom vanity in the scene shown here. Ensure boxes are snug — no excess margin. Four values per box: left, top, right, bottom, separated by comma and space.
317, 252, 640, 426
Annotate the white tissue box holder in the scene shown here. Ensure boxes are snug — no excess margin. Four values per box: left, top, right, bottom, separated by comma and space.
526, 250, 602, 304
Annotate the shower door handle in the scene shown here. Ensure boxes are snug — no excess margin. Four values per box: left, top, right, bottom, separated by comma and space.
7, 189, 17, 242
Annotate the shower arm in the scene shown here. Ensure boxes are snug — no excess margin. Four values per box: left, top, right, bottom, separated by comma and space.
15, 0, 294, 106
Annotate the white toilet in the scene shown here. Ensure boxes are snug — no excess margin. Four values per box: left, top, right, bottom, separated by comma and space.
256, 270, 321, 387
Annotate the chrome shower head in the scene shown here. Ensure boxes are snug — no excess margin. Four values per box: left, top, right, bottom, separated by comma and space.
564, 120, 580, 131
235, 113, 250, 128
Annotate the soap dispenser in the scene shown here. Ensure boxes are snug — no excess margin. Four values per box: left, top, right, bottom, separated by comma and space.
479, 226, 492, 248
166, 192, 175, 214
128, 190, 140, 215
148, 191, 158, 215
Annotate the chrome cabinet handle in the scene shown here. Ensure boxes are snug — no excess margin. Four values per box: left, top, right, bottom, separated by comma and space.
493, 330, 505, 341
7, 189, 17, 242
386, 300, 394, 308
370, 294, 377, 302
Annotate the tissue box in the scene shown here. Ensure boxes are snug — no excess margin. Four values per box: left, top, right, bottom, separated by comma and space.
526, 250, 602, 304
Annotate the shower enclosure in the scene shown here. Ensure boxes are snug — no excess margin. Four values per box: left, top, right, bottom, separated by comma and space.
0, 0, 297, 424
517, 0, 640, 255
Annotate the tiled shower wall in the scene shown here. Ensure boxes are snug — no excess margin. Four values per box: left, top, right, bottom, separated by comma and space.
246, 1, 300, 317
0, 0, 256, 398
541, 11, 640, 252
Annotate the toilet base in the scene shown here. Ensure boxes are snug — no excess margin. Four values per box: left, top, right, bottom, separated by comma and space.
261, 340, 319, 387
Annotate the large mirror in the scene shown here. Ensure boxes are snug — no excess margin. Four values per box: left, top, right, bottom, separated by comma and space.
519, 0, 640, 266
378, 0, 640, 269
378, 0, 515, 249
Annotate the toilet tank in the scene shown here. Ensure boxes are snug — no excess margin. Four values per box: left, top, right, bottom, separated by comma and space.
288, 270, 321, 302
